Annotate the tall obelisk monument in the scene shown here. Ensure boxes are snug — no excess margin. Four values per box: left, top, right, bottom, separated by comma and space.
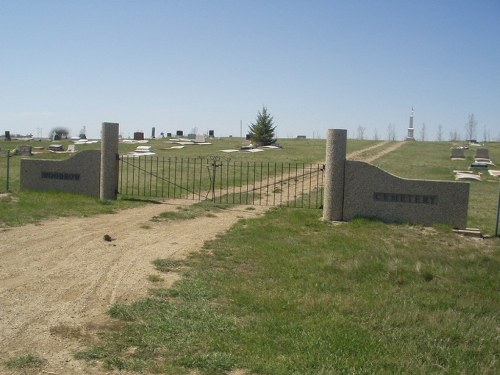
405, 107, 416, 141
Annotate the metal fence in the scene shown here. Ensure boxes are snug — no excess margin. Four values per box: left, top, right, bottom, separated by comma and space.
0, 150, 12, 193
119, 155, 325, 208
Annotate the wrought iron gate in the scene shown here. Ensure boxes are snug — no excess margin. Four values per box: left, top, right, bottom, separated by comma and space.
0, 150, 12, 193
119, 155, 324, 208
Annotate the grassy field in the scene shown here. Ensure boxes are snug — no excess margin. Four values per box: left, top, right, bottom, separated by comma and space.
74, 206, 499, 374
2, 138, 499, 374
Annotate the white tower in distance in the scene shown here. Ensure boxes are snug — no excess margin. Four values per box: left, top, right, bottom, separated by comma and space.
405, 107, 416, 141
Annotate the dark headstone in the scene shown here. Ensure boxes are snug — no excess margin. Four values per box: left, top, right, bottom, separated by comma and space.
49, 144, 64, 152
475, 148, 489, 160
18, 145, 33, 156
450, 148, 465, 159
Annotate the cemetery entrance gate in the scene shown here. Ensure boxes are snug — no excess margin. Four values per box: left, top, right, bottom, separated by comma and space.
118, 155, 325, 208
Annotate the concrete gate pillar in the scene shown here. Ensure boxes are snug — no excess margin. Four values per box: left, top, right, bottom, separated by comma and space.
100, 122, 119, 200
322, 129, 347, 221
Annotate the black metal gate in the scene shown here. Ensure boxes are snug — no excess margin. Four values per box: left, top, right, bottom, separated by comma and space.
0, 150, 12, 193
119, 155, 324, 208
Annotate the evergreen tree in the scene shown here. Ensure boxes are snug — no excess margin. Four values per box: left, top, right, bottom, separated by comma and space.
248, 106, 277, 146
50, 127, 70, 140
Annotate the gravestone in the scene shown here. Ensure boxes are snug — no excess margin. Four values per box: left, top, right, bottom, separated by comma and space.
470, 162, 489, 169
17, 145, 33, 156
475, 148, 490, 160
450, 148, 465, 159
49, 144, 64, 152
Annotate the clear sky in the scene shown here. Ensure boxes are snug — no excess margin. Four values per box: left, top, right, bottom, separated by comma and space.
1, 0, 499, 141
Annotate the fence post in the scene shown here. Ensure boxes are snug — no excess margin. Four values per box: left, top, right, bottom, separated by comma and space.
6, 150, 11, 192
496, 178, 500, 237
322, 129, 347, 221
211, 160, 217, 202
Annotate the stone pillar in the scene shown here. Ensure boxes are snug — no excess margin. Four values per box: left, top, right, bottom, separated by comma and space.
100, 122, 119, 200
322, 129, 347, 221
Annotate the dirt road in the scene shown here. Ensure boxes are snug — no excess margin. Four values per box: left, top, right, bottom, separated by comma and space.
0, 201, 267, 374
0, 142, 404, 374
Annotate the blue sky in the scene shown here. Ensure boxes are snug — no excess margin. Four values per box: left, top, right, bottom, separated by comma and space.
1, 0, 499, 140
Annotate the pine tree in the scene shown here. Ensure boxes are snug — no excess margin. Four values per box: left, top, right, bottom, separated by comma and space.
248, 106, 277, 146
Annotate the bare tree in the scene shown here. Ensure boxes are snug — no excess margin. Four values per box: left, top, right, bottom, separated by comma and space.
374, 128, 379, 140
357, 125, 365, 140
420, 122, 426, 141
50, 127, 70, 140
449, 129, 460, 141
387, 123, 396, 141
436, 124, 443, 141
482, 125, 490, 143
465, 113, 477, 141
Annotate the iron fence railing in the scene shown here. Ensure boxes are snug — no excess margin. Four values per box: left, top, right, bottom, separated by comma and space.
0, 150, 12, 193
119, 155, 325, 208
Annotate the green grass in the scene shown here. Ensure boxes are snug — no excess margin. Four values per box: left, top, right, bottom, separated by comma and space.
147, 274, 164, 283
76, 208, 500, 374
0, 190, 146, 227
4, 354, 44, 370
152, 201, 230, 221
152, 259, 183, 273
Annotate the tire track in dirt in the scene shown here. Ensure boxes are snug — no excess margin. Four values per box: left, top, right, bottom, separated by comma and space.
347, 141, 405, 163
347, 141, 389, 160
355, 141, 405, 163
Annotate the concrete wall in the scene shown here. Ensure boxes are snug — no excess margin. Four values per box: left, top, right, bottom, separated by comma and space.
343, 160, 469, 229
20, 150, 101, 197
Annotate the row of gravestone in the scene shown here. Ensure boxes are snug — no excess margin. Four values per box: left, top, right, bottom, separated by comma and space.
14, 144, 78, 156
451, 147, 494, 169
450, 147, 489, 160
